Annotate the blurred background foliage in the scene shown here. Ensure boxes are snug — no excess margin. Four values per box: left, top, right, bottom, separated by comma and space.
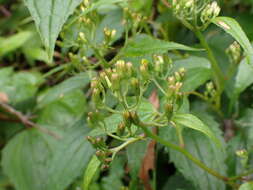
0, 0, 253, 190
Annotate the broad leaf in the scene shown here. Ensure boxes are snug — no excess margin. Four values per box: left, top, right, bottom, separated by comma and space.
83, 156, 101, 190
46, 122, 94, 190
160, 115, 226, 190
2, 121, 93, 190
212, 17, 253, 64
172, 114, 221, 147
23, 0, 83, 61
38, 71, 95, 108
121, 34, 202, 57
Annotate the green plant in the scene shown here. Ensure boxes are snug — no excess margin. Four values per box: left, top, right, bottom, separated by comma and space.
0, 0, 253, 190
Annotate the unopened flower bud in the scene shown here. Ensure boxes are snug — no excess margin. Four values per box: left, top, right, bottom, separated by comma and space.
123, 111, 132, 128
130, 111, 140, 125
165, 103, 173, 120
117, 122, 126, 136
131, 78, 140, 95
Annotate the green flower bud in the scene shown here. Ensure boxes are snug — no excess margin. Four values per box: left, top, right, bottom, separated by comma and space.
123, 111, 132, 128
164, 103, 173, 121
131, 78, 140, 96
117, 122, 126, 136
130, 111, 140, 125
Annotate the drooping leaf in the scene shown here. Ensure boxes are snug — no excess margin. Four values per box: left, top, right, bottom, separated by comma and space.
38, 71, 95, 108
172, 113, 221, 147
120, 34, 202, 57
212, 17, 253, 64
160, 115, 226, 190
23, 0, 83, 61
0, 31, 32, 56
83, 155, 101, 190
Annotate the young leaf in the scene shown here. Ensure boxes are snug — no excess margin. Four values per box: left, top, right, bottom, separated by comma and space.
83, 156, 101, 190
212, 17, 253, 64
172, 114, 221, 147
23, 0, 83, 61
120, 34, 202, 57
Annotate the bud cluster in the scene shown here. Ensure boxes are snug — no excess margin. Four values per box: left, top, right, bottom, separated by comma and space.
87, 136, 113, 169
226, 41, 242, 64
200, 1, 221, 25
166, 68, 186, 111
172, 0, 221, 30
204, 81, 216, 101
123, 8, 147, 33
103, 27, 117, 45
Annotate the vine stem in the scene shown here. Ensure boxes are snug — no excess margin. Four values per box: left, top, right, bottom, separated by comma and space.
136, 121, 241, 188
194, 29, 224, 108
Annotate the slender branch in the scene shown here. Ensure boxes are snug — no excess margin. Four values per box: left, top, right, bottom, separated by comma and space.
229, 169, 253, 181
0, 5, 11, 17
0, 102, 61, 139
194, 29, 224, 98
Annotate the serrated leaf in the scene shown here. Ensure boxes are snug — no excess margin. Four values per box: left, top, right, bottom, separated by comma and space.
120, 34, 202, 57
83, 155, 101, 190
38, 71, 95, 108
160, 115, 226, 190
46, 122, 94, 190
23, 0, 83, 61
172, 114, 221, 147
239, 182, 253, 190
212, 17, 253, 63
0, 31, 32, 56
2, 121, 93, 190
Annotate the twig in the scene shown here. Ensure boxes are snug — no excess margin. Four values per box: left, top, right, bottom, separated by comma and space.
0, 102, 61, 139
0, 6, 11, 17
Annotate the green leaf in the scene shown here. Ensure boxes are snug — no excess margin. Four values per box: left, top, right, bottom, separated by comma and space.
0, 31, 32, 56
46, 122, 94, 190
37, 90, 87, 131
121, 34, 202, 57
2, 121, 93, 190
0, 68, 43, 104
182, 67, 212, 92
234, 58, 253, 96
2, 129, 54, 190
172, 113, 221, 147
239, 182, 253, 190
160, 115, 226, 190
83, 156, 101, 190
23, 0, 83, 61
38, 71, 95, 108
126, 140, 149, 177
212, 17, 253, 63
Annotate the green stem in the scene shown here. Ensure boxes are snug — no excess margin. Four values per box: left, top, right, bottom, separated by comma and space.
194, 29, 224, 108
228, 169, 253, 181
137, 122, 231, 184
